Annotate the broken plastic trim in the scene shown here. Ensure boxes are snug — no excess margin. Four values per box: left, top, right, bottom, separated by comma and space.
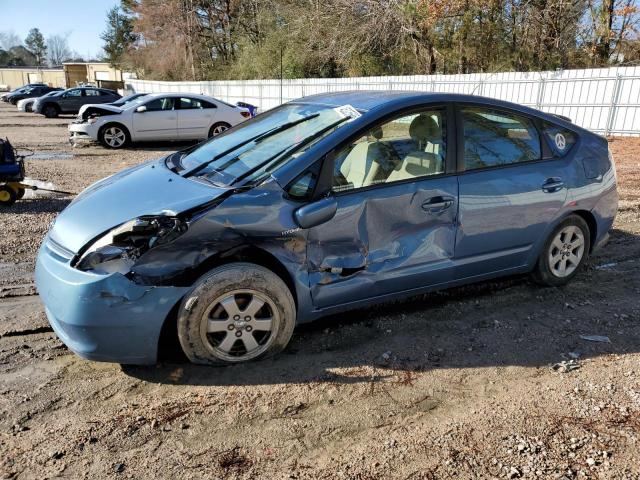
74, 215, 188, 274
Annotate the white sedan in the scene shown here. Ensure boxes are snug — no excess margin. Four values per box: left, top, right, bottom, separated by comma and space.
69, 93, 251, 149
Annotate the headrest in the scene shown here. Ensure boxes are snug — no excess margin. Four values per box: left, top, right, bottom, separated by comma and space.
409, 114, 441, 142
369, 126, 383, 140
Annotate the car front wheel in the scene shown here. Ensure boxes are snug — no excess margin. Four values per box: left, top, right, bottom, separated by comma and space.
534, 215, 591, 286
43, 104, 59, 118
99, 124, 130, 149
177, 263, 296, 365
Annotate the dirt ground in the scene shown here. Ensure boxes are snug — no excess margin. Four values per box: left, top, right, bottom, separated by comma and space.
0, 101, 639, 480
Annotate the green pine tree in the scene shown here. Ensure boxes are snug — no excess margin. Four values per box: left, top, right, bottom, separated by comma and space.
25, 28, 47, 66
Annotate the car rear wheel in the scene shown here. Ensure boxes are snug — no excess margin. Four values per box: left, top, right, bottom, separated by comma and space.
99, 124, 130, 149
208, 122, 231, 138
0, 185, 17, 207
177, 263, 296, 365
533, 215, 590, 286
43, 104, 59, 118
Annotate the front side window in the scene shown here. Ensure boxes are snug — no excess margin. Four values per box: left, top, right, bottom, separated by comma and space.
65, 89, 82, 97
331, 109, 446, 193
145, 97, 174, 112
462, 107, 540, 170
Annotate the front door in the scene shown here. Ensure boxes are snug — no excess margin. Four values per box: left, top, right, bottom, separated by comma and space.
132, 96, 178, 140
307, 106, 459, 309
59, 88, 84, 113
454, 105, 568, 279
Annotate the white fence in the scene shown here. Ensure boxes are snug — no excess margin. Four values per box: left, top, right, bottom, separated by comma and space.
126, 66, 640, 136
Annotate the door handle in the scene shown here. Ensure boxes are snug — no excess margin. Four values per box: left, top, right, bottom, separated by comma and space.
421, 196, 455, 214
542, 177, 565, 193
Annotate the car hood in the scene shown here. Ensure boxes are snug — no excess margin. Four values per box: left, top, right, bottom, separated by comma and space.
49, 158, 229, 253
78, 103, 124, 117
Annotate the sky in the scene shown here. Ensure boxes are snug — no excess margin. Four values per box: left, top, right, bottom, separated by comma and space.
1, 0, 120, 58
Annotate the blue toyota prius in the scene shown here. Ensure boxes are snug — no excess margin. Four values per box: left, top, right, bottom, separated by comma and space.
35, 91, 618, 365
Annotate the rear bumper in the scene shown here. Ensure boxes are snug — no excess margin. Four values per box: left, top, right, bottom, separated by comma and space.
35, 237, 189, 364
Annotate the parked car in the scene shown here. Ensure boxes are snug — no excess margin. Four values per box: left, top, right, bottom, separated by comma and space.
69, 92, 250, 148
36, 91, 618, 365
6, 85, 61, 105
0, 83, 47, 102
34, 87, 121, 118
16, 88, 64, 112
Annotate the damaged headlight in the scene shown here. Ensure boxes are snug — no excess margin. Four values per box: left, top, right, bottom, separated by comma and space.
74, 216, 188, 274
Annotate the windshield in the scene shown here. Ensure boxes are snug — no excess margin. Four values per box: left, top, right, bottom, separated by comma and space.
180, 103, 355, 186
117, 94, 145, 106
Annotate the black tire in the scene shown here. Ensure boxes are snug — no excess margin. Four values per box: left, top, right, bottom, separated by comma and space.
15, 187, 25, 199
208, 122, 231, 138
42, 104, 59, 118
98, 123, 130, 149
177, 263, 296, 365
0, 185, 17, 207
25, 104, 32, 113
533, 215, 591, 287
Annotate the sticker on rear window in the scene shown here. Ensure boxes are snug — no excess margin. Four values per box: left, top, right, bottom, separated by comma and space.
555, 132, 566, 150
333, 104, 361, 121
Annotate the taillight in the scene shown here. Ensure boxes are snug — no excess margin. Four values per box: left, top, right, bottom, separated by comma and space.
240, 111, 251, 118
608, 149, 617, 180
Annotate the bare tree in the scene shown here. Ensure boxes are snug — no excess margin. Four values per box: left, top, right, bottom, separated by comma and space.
47, 34, 72, 66
0, 31, 22, 50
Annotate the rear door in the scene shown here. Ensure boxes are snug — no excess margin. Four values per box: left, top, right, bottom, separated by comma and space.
454, 104, 568, 279
132, 96, 178, 140
176, 97, 215, 139
85, 89, 112, 105
305, 105, 459, 309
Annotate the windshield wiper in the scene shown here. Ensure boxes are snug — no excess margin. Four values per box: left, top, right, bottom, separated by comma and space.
182, 113, 320, 178
232, 116, 349, 186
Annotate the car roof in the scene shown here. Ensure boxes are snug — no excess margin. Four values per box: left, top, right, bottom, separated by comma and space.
144, 92, 216, 101
292, 90, 538, 115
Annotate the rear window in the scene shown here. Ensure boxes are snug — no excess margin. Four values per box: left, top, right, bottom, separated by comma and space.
543, 123, 577, 157
462, 107, 541, 170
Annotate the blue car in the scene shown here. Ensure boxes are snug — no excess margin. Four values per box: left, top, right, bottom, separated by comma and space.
35, 91, 618, 365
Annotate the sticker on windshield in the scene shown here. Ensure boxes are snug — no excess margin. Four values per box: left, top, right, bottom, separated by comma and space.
333, 104, 362, 121
555, 132, 566, 150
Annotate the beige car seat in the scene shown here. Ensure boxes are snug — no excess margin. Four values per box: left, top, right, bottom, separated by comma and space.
386, 115, 444, 182
339, 127, 397, 189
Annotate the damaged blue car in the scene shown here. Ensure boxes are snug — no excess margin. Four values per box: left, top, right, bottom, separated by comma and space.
35, 91, 618, 365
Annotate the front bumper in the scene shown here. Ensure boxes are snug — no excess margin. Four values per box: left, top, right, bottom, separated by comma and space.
69, 122, 99, 145
35, 236, 189, 364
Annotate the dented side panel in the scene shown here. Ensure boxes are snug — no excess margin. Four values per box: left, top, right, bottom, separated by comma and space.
131, 179, 315, 317
308, 176, 459, 308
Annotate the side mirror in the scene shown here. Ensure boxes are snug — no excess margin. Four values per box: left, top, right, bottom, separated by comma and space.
294, 196, 337, 229
135, 105, 147, 113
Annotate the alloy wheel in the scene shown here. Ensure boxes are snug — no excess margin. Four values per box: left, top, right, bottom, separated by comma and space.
211, 124, 228, 136
548, 225, 585, 278
103, 127, 126, 148
200, 289, 277, 362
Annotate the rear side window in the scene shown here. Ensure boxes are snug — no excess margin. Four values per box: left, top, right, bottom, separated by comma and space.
85, 89, 100, 97
543, 123, 577, 157
179, 97, 203, 109
462, 107, 541, 170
